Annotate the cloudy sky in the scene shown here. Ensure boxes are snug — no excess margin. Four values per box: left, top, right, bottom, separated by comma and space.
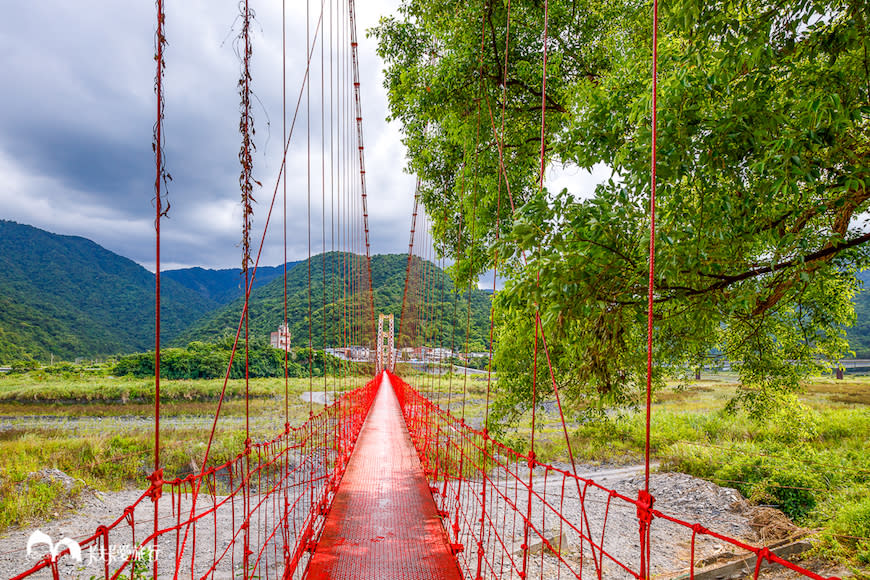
1, 1, 600, 273
1, 1, 421, 271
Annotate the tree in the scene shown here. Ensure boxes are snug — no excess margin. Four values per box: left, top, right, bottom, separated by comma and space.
373, 0, 870, 423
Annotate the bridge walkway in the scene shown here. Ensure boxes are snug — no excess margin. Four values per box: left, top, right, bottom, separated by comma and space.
307, 372, 463, 579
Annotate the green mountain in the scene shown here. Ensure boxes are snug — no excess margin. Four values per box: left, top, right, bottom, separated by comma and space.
371, 254, 493, 350
8, 218, 870, 364
175, 252, 493, 351
846, 270, 870, 358
0, 220, 217, 363
163, 262, 302, 305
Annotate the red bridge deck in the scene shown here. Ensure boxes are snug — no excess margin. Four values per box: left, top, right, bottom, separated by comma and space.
307, 372, 463, 579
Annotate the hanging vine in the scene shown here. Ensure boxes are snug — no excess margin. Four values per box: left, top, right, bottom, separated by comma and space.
237, 0, 260, 273
152, 0, 171, 218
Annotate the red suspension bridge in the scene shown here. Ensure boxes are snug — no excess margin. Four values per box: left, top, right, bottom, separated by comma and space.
11, 368, 839, 580
10, 0, 843, 579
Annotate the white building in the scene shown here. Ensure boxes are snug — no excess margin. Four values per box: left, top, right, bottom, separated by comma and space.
270, 323, 292, 351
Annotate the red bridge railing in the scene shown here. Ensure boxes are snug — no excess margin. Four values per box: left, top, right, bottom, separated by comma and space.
12, 377, 379, 580
391, 371, 836, 580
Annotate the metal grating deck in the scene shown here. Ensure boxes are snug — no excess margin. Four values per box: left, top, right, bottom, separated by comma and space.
306, 373, 463, 579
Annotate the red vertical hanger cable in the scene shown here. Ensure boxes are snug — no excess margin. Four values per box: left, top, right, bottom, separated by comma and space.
639, 0, 660, 577
150, 1, 167, 578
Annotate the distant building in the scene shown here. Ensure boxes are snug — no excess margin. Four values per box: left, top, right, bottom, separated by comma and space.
270, 323, 292, 351
399, 346, 455, 362
325, 346, 369, 361
429, 347, 454, 362
347, 346, 371, 362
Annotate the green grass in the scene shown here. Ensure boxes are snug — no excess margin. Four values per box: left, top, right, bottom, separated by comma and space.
0, 372, 344, 403
0, 371, 372, 530
0, 424, 279, 529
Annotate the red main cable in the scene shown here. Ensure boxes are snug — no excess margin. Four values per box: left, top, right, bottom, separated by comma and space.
399, 181, 421, 344
347, 0, 377, 342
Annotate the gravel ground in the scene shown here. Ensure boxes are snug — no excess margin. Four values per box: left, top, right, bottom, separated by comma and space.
438, 468, 754, 579
0, 466, 327, 580
436, 466, 836, 580
298, 392, 333, 406
0, 464, 834, 580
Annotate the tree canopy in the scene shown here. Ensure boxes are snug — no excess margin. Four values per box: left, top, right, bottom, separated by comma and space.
372, 0, 870, 422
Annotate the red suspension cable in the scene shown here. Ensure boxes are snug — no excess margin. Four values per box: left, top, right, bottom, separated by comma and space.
399, 181, 421, 345
639, 1, 660, 576
150, 1, 167, 578
644, 0, 660, 495
347, 0, 377, 344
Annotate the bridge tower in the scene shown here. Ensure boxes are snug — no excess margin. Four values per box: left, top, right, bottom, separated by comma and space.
376, 313, 395, 373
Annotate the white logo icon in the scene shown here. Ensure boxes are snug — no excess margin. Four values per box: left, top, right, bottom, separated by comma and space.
26, 530, 82, 563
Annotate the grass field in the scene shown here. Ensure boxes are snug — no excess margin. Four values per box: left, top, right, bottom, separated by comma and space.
0, 371, 371, 530
1, 368, 868, 574
402, 371, 870, 575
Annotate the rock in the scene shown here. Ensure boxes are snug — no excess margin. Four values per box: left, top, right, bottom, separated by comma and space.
20, 468, 81, 493
515, 531, 571, 556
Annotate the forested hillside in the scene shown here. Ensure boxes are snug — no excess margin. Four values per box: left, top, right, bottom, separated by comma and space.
0, 221, 216, 363
372, 254, 492, 350
175, 252, 493, 350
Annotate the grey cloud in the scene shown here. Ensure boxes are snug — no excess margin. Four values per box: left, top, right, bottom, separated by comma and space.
3, 0, 417, 272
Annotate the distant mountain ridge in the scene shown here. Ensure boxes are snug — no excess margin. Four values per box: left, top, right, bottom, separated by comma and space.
163, 262, 302, 305
0, 220, 217, 362
0, 221, 493, 364
173, 252, 494, 351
